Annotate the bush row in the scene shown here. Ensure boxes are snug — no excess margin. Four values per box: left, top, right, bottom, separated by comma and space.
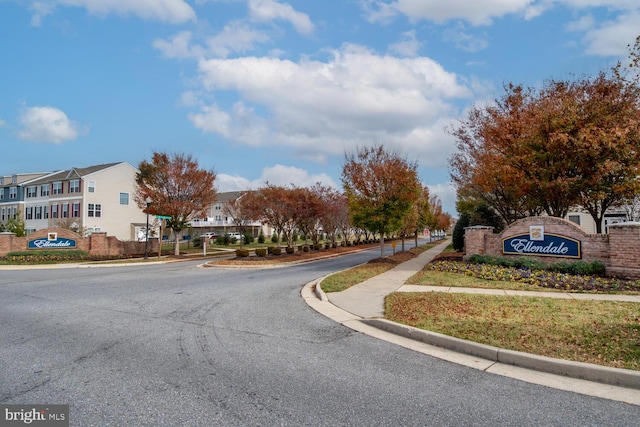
4, 250, 91, 263
467, 254, 606, 276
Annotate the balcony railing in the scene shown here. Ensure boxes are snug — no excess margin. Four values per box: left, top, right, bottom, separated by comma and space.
189, 219, 262, 228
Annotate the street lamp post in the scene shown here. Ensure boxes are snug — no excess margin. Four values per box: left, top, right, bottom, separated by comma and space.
144, 196, 152, 259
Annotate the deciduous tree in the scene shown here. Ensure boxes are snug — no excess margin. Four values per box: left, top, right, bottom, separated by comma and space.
135, 152, 217, 255
342, 145, 421, 257
450, 69, 640, 232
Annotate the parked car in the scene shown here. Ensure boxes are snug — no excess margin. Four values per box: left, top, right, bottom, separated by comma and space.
201, 232, 218, 239
227, 232, 243, 242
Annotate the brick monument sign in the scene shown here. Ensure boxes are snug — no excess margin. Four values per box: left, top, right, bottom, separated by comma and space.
464, 216, 640, 279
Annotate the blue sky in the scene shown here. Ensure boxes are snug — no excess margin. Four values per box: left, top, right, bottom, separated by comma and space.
1, 0, 639, 215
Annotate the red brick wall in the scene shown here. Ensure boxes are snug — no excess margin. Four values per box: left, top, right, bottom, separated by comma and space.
464, 216, 640, 279
0, 229, 157, 258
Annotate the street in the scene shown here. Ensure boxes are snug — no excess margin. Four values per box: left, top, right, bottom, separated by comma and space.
1, 250, 638, 426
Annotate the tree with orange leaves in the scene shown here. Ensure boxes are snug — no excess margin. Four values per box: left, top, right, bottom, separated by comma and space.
451, 67, 640, 232
135, 152, 217, 255
342, 145, 421, 257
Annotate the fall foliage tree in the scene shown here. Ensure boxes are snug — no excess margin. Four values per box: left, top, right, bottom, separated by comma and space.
135, 152, 217, 255
242, 183, 305, 248
221, 191, 254, 247
314, 184, 345, 247
342, 145, 421, 257
295, 185, 325, 247
450, 68, 640, 232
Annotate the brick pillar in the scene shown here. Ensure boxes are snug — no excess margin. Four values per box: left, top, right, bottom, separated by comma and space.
89, 232, 109, 256
0, 232, 17, 257
607, 222, 640, 279
463, 226, 494, 260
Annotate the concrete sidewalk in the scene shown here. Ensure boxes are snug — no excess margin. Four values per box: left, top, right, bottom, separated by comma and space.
326, 239, 452, 318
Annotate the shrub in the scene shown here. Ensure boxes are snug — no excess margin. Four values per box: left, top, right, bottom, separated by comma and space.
236, 249, 250, 257
258, 230, 265, 244
468, 254, 606, 277
303, 245, 310, 252
452, 213, 470, 251
267, 246, 275, 254
255, 248, 267, 257
5, 250, 90, 263
286, 247, 294, 254
272, 247, 282, 255
271, 233, 278, 243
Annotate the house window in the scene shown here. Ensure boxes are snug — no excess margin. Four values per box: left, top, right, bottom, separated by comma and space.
27, 186, 37, 198
72, 202, 80, 218
1, 208, 4, 221
9, 187, 17, 199
35, 206, 42, 220
0, 190, 4, 200
11, 207, 17, 219
52, 182, 63, 195
62, 203, 69, 218
215, 203, 222, 210
41, 184, 50, 196
119, 192, 129, 205
26, 206, 33, 220
88, 181, 95, 193
51, 204, 58, 219
568, 215, 581, 226
88, 203, 102, 218
69, 179, 80, 193
44, 206, 49, 219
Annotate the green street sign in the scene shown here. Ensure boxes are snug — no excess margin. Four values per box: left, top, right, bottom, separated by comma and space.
155, 215, 172, 220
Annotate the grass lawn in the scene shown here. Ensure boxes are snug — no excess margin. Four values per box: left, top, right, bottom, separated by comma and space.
386, 292, 640, 370
319, 244, 434, 293
322, 244, 640, 371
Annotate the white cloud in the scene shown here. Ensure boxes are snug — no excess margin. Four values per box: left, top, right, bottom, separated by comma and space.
154, 23, 270, 60
442, 24, 490, 52
363, 0, 536, 26
16, 106, 82, 144
248, 0, 315, 35
581, 12, 640, 56
388, 30, 422, 57
216, 165, 338, 191
34, 0, 196, 24
153, 31, 203, 59
29, 1, 55, 26
190, 44, 475, 169
206, 21, 271, 58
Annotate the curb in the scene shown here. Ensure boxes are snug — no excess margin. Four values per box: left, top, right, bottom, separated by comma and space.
363, 318, 640, 390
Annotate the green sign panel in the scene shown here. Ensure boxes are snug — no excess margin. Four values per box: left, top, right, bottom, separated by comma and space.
155, 215, 172, 220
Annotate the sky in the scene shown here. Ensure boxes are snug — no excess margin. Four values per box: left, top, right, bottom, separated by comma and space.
1, 1, 639, 216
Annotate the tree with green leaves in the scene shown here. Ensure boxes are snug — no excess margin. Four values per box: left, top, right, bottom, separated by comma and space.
5, 209, 26, 237
135, 152, 217, 256
342, 145, 421, 257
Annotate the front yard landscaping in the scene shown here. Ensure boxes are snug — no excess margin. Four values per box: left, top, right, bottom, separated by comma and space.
322, 245, 640, 370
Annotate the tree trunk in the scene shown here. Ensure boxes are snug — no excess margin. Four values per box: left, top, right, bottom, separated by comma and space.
174, 229, 180, 256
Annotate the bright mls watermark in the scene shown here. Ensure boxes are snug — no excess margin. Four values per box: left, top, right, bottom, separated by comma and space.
1, 405, 68, 427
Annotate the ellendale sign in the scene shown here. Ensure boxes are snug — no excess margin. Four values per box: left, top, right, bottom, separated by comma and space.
502, 226, 581, 259
28, 232, 77, 250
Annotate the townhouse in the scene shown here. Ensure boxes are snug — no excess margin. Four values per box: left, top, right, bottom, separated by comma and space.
0, 162, 148, 241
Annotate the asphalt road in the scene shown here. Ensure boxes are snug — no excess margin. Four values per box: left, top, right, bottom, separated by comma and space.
1, 249, 639, 426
